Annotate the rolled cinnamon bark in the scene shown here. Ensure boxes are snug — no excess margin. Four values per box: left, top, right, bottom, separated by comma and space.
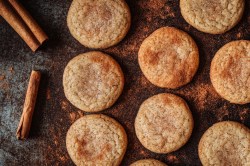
16, 70, 41, 140
0, 0, 40, 51
8, 0, 48, 44
0, 0, 48, 51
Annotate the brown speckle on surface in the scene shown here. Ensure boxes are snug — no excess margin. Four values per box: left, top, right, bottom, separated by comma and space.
0, 75, 5, 81
139, 76, 150, 86
194, 83, 220, 110
215, 105, 229, 121
184, 25, 191, 31
9, 67, 14, 73
165, 6, 175, 17
139, 150, 146, 155
69, 112, 76, 123
0, 81, 9, 90
166, 155, 179, 163
239, 109, 250, 122
61, 100, 69, 111
139, 0, 165, 10
46, 88, 51, 100
138, 0, 175, 20
236, 32, 243, 38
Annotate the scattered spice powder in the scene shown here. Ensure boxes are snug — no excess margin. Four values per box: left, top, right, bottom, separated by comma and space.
215, 105, 229, 121
61, 100, 68, 111
138, 0, 174, 19
9, 67, 14, 73
0, 75, 5, 81
236, 32, 242, 38
239, 109, 250, 122
166, 155, 179, 163
69, 112, 76, 123
46, 88, 51, 100
179, 83, 221, 111
139, 0, 165, 10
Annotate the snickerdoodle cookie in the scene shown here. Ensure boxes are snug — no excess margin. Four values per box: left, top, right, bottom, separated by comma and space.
130, 159, 167, 166
67, 0, 131, 49
66, 114, 127, 166
210, 40, 250, 104
135, 93, 194, 154
198, 121, 250, 166
138, 27, 199, 89
63, 51, 124, 112
180, 0, 245, 34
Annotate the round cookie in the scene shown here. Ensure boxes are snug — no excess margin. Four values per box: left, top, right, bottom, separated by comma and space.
180, 0, 245, 34
67, 0, 131, 49
66, 114, 127, 166
198, 121, 250, 166
63, 51, 124, 112
210, 40, 250, 104
138, 27, 199, 89
134, 93, 194, 154
130, 159, 167, 166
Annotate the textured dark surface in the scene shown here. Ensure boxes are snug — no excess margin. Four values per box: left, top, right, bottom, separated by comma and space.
0, 0, 249, 165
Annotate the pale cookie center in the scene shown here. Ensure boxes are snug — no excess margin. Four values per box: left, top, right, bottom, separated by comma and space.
82, 4, 112, 37
198, 0, 222, 20
75, 63, 119, 107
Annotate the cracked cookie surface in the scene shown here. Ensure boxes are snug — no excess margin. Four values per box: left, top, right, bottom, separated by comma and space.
198, 121, 250, 166
66, 114, 127, 166
130, 159, 167, 166
180, 0, 245, 34
67, 0, 131, 49
138, 27, 199, 89
134, 93, 194, 154
210, 40, 250, 104
63, 51, 124, 112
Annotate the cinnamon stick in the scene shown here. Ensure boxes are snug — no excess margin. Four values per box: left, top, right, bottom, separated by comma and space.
8, 0, 48, 44
16, 70, 41, 140
0, 0, 48, 51
0, 0, 40, 51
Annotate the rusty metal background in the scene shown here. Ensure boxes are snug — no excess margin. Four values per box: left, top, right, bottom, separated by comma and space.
0, 0, 250, 165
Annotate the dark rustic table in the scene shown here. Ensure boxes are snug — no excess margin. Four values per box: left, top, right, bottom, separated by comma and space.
0, 0, 250, 165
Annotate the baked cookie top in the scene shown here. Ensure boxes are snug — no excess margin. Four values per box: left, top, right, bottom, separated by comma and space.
130, 159, 167, 166
66, 114, 127, 166
63, 51, 124, 112
180, 0, 245, 34
198, 121, 250, 166
135, 93, 194, 154
67, 0, 131, 49
138, 27, 199, 89
210, 40, 250, 104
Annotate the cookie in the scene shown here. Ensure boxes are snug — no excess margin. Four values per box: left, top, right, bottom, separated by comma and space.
134, 93, 194, 154
66, 114, 127, 166
180, 0, 245, 34
67, 0, 131, 49
63, 51, 124, 112
130, 159, 167, 166
138, 27, 199, 89
210, 40, 250, 104
198, 121, 250, 166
